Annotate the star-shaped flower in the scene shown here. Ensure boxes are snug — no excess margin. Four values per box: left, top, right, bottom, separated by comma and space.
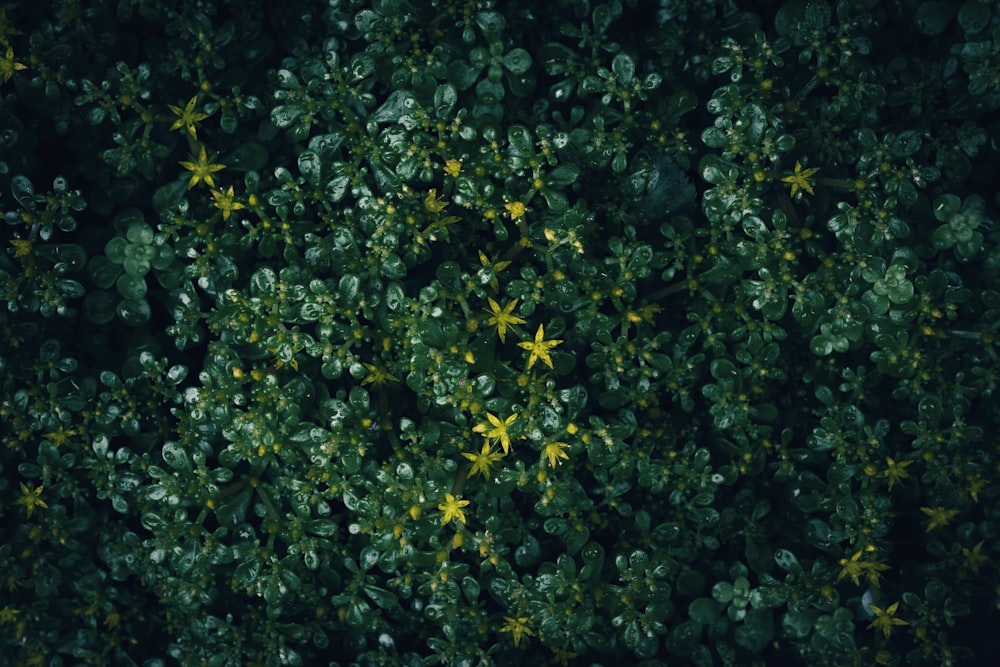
499, 616, 535, 648
780, 160, 820, 197
168, 95, 211, 139
179, 144, 226, 190
920, 506, 959, 532
505, 200, 527, 220
15, 482, 48, 517
473, 411, 518, 454
517, 324, 563, 369
0, 45, 27, 84
211, 185, 246, 220
438, 493, 470, 526
868, 601, 908, 640
543, 441, 570, 468
486, 297, 526, 343
461, 442, 505, 479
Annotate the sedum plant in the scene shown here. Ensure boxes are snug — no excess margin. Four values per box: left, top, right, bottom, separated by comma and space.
1, 0, 999, 666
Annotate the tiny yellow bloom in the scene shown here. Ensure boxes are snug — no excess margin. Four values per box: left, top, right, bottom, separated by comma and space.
444, 158, 462, 177
211, 185, 246, 220
867, 601, 908, 640
485, 297, 526, 343
961, 540, 988, 575
505, 200, 527, 220
179, 144, 226, 190
438, 493, 470, 525
837, 549, 891, 587
10, 238, 32, 257
0, 606, 20, 623
168, 95, 211, 139
461, 442, 505, 479
500, 615, 535, 647
0, 45, 27, 84
477, 250, 511, 290
424, 189, 449, 213
883, 456, 913, 491
473, 411, 518, 454
14, 482, 48, 518
44, 424, 75, 449
780, 160, 820, 197
517, 324, 563, 369
920, 506, 959, 532
360, 363, 400, 387
543, 441, 570, 468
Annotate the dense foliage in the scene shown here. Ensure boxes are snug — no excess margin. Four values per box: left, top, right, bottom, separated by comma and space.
2, 0, 999, 665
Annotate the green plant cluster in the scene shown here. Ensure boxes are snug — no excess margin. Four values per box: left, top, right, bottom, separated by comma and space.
2, 0, 999, 665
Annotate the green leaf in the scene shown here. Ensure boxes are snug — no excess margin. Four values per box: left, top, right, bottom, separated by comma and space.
104, 236, 128, 264
447, 59, 480, 89
89, 255, 124, 288
611, 53, 635, 84
11, 174, 35, 207
153, 179, 188, 213
712, 581, 735, 604
502, 48, 533, 75
227, 142, 269, 171
774, 548, 802, 573
372, 89, 416, 124
433, 83, 458, 118
116, 272, 148, 299
958, 1, 991, 34
162, 441, 191, 471
298, 150, 321, 183
475, 10, 505, 34
381, 253, 406, 279
547, 163, 579, 187
126, 221, 154, 245
117, 297, 151, 326
916, 1, 958, 35
508, 124, 533, 156
666, 619, 700, 656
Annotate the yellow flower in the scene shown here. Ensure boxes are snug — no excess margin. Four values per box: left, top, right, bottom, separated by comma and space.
473, 411, 518, 454
0, 606, 20, 623
211, 185, 246, 220
424, 188, 449, 213
360, 363, 400, 387
0, 45, 27, 84
920, 506, 959, 532
517, 324, 563, 369
780, 160, 820, 197
179, 144, 226, 190
444, 158, 462, 177
867, 601, 908, 640
543, 441, 570, 468
837, 549, 890, 587
168, 95, 211, 139
485, 297, 526, 343
461, 442, 505, 479
44, 424, 76, 448
499, 615, 535, 647
10, 238, 32, 257
477, 250, 511, 290
438, 493, 470, 525
961, 540, 988, 576
883, 456, 913, 491
505, 200, 527, 220
14, 482, 48, 518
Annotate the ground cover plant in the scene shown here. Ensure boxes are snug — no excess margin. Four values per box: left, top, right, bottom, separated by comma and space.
1, 0, 999, 665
